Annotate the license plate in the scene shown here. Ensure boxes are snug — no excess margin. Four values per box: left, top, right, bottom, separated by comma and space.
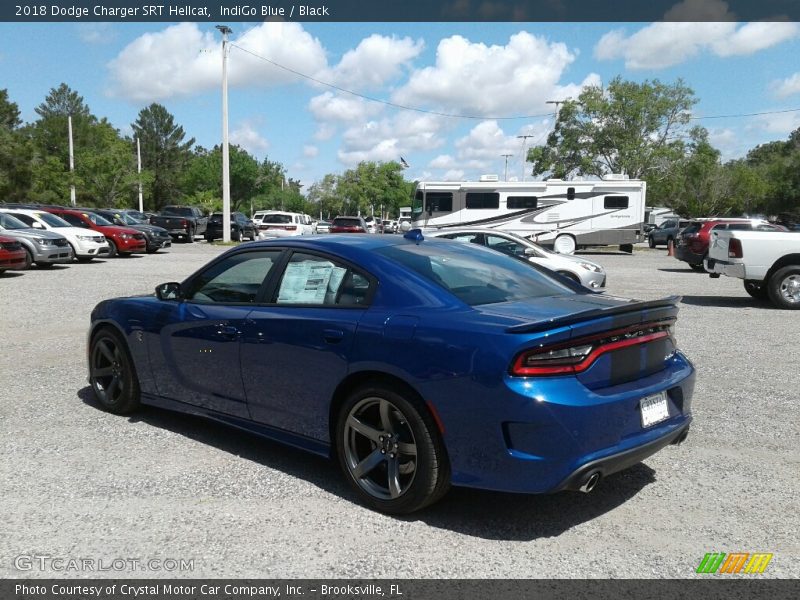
640, 392, 669, 428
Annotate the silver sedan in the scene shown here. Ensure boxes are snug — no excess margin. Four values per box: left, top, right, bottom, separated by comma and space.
427, 228, 606, 289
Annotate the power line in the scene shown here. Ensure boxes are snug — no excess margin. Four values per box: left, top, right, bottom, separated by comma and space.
229, 43, 800, 124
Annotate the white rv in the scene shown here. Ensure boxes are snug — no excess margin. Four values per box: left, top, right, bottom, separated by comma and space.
411, 175, 647, 253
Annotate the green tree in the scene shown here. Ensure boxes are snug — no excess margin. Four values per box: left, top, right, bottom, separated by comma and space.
335, 161, 410, 217
132, 104, 195, 210
0, 89, 32, 201
529, 77, 697, 182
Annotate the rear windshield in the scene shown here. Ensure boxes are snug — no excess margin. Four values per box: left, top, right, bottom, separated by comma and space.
333, 218, 362, 227
263, 214, 293, 224
376, 241, 575, 306
682, 223, 702, 235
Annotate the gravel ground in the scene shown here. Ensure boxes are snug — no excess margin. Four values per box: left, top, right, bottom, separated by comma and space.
1, 241, 798, 579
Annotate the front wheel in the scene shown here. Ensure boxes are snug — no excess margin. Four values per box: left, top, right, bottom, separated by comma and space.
553, 234, 576, 254
89, 327, 141, 414
648, 236, 656, 248
336, 384, 450, 514
767, 266, 800, 309
22, 248, 33, 269
106, 240, 118, 258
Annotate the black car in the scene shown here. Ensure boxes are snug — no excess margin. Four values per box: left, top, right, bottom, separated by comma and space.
90, 209, 172, 253
204, 212, 258, 242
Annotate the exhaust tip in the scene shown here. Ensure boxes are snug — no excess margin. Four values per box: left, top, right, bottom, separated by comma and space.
579, 471, 601, 493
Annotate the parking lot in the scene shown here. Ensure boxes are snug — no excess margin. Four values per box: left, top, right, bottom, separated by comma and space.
1, 242, 798, 578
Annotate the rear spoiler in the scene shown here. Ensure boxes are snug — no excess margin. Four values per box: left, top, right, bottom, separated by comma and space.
506, 296, 681, 334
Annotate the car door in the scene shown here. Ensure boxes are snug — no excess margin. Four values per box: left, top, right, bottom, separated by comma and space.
241, 250, 372, 441
149, 249, 284, 417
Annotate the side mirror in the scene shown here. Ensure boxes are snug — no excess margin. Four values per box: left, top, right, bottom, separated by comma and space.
155, 282, 183, 301
427, 204, 433, 216
32, 222, 44, 229
524, 247, 537, 256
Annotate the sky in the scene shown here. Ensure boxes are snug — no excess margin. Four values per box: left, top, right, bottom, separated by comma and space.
1, 8, 800, 191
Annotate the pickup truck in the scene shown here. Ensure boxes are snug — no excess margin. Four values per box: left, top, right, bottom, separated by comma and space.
705, 229, 800, 309
150, 206, 208, 243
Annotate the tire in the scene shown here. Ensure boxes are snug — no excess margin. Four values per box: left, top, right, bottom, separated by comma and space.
22, 247, 33, 269
204, 235, 214, 243
249, 229, 257, 241
186, 227, 195, 243
648, 236, 656, 248
553, 234, 576, 254
146, 246, 159, 254
88, 327, 141, 415
232, 228, 242, 242
336, 383, 450, 514
743, 280, 768, 300
689, 263, 705, 272
76, 257, 94, 263
106, 239, 118, 258
767, 266, 800, 310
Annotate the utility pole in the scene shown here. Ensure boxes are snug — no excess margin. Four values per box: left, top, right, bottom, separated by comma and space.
516, 135, 534, 182
68, 115, 76, 206
546, 99, 566, 123
217, 25, 233, 242
501, 153, 513, 182
136, 136, 143, 214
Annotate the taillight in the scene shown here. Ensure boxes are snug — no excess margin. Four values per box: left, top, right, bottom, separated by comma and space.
728, 238, 743, 258
181, 219, 188, 227
285, 225, 297, 231
510, 322, 673, 376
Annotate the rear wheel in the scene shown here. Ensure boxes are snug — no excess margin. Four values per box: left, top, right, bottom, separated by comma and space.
232, 228, 242, 242
553, 234, 576, 254
89, 327, 141, 414
336, 384, 450, 514
744, 280, 768, 300
648, 236, 656, 248
186, 226, 195, 243
767, 266, 800, 309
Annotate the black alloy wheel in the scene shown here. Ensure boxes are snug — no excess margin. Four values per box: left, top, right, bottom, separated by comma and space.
89, 328, 141, 414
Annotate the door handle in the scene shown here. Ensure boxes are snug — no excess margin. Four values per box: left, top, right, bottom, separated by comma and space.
323, 328, 344, 343
217, 325, 240, 339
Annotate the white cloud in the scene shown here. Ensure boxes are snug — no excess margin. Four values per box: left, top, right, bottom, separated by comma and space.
107, 22, 327, 102
303, 145, 319, 158
319, 34, 424, 90
429, 154, 457, 169
442, 169, 466, 181
772, 73, 800, 99
594, 6, 799, 71
748, 111, 800, 135
308, 92, 384, 123
230, 119, 269, 156
393, 32, 585, 117
707, 127, 740, 160
77, 23, 116, 44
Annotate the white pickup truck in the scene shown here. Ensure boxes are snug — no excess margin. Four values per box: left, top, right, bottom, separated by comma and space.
705, 230, 800, 309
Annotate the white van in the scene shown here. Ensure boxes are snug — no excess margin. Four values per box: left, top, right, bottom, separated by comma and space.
256, 211, 314, 237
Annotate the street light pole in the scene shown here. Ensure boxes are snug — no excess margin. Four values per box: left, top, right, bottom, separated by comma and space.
217, 25, 233, 243
136, 136, 143, 214
68, 115, 76, 206
516, 135, 534, 182
501, 153, 512, 182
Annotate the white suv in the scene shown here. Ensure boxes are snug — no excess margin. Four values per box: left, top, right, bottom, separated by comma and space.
0, 208, 109, 261
256, 211, 314, 237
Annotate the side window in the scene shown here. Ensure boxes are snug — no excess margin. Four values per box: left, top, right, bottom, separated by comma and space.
756, 224, 777, 231
485, 234, 525, 257
275, 252, 371, 306
426, 192, 453, 212
727, 223, 752, 231
710, 224, 727, 231
604, 196, 629, 209
12, 214, 35, 226
446, 233, 483, 245
186, 250, 282, 304
662, 221, 676, 229
465, 192, 500, 209
507, 196, 538, 209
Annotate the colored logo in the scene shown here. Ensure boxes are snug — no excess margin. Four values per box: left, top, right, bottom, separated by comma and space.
696, 552, 773, 574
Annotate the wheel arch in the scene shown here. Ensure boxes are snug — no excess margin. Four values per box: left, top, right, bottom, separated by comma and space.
327, 370, 445, 460
766, 254, 800, 282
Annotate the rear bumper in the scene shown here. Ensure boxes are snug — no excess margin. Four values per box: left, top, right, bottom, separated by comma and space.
554, 420, 691, 491
705, 257, 746, 279
675, 245, 704, 264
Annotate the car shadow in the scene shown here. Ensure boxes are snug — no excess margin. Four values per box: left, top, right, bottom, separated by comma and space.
78, 386, 658, 540
37, 264, 71, 270
657, 268, 705, 273
680, 295, 774, 309
0, 271, 25, 278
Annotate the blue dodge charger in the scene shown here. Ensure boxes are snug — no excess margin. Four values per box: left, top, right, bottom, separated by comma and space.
88, 231, 694, 513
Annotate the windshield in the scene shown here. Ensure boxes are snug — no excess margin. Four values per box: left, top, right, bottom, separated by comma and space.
411, 190, 423, 220
112, 212, 140, 225
0, 213, 31, 230
376, 241, 575, 306
85, 212, 113, 226
34, 212, 71, 228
